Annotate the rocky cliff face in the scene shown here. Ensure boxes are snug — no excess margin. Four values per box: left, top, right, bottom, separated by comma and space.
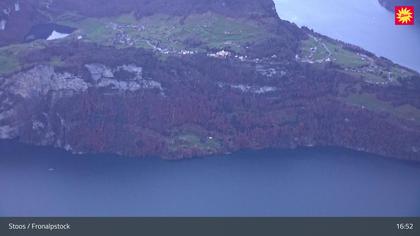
1, 0, 420, 160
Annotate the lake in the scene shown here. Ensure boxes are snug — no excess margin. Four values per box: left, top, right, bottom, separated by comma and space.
1, 141, 420, 217
274, 0, 420, 72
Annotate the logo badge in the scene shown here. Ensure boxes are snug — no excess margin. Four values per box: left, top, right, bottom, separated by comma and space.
395, 6, 415, 25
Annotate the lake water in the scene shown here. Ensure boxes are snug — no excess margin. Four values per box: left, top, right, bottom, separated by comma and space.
274, 0, 420, 72
1, 141, 420, 217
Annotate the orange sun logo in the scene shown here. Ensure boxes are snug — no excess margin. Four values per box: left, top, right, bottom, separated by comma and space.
395, 6, 415, 25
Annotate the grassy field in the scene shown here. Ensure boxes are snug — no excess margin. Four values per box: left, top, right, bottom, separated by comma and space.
343, 93, 420, 122
299, 35, 417, 86
390, 65, 417, 80
0, 54, 20, 75
300, 37, 330, 61
0, 11, 270, 76
324, 41, 368, 68
299, 36, 368, 68
57, 12, 269, 53
0, 41, 49, 76
169, 132, 222, 153
0, 44, 27, 75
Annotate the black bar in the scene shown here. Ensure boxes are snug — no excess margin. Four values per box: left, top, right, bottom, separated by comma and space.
0, 218, 419, 236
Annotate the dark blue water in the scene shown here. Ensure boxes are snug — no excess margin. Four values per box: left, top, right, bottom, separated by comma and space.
1, 141, 420, 217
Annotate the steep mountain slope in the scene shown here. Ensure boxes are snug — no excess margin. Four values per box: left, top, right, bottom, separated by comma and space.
1, 0, 420, 160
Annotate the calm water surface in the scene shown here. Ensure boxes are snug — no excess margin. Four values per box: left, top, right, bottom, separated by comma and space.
1, 141, 420, 216
274, 0, 420, 72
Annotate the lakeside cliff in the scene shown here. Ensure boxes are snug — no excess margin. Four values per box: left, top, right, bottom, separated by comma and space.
0, 0, 420, 160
